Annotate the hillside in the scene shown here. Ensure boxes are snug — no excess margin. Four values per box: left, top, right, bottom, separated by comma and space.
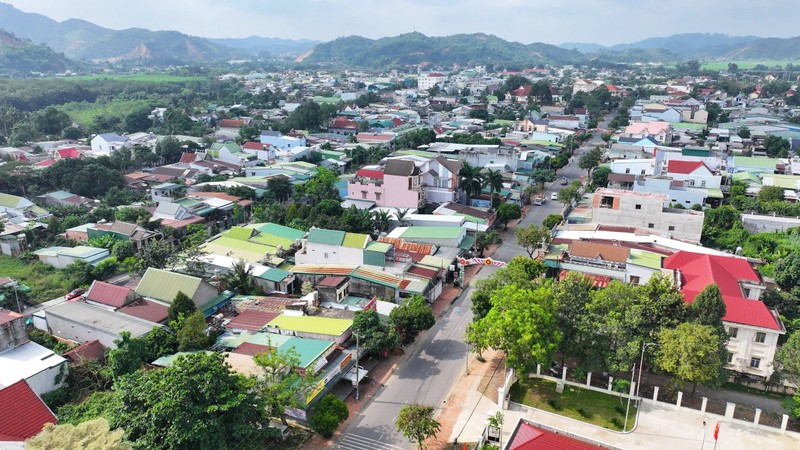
301, 32, 586, 67
0, 2, 247, 64
0, 29, 72, 76
208, 36, 319, 57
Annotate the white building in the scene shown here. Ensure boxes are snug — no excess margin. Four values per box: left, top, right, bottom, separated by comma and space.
90, 132, 129, 157
295, 228, 371, 266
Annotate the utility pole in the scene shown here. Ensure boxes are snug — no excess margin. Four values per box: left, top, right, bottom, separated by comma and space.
623, 363, 636, 432
355, 333, 360, 400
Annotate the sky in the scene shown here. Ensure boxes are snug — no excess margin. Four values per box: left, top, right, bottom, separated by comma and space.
4, 0, 797, 46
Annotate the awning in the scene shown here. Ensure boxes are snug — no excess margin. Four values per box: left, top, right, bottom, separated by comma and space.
705, 188, 724, 199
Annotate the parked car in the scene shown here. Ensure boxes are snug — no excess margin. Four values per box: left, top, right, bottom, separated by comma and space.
551, 192, 559, 201
560, 177, 568, 185
66, 288, 84, 300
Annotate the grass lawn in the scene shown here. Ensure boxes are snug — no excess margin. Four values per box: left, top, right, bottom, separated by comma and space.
700, 59, 798, 70
0, 255, 72, 304
509, 378, 636, 431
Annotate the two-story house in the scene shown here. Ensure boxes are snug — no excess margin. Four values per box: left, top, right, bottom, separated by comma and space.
294, 228, 372, 266
623, 122, 672, 144
90, 132, 129, 157
663, 251, 784, 380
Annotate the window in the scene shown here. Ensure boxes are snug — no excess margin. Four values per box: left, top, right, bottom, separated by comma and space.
750, 357, 761, 369
648, 223, 655, 229
728, 327, 738, 339
640, 169, 646, 175
701, 180, 707, 187
323, 253, 329, 259
743, 288, 751, 298
361, 191, 367, 199
755, 332, 766, 343
635, 204, 642, 210
625, 168, 631, 174
727, 352, 734, 363
668, 225, 675, 231
689, 180, 695, 186
600, 196, 614, 208
375, 193, 381, 201
629, 276, 640, 286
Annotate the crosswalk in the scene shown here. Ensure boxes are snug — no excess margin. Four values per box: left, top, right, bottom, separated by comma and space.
336, 432, 408, 450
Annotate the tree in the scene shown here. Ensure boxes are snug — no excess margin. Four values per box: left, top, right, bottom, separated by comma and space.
764, 135, 790, 158
469, 257, 545, 323
352, 309, 400, 358
253, 345, 318, 425
474, 230, 502, 257
553, 272, 593, 365
657, 323, 725, 397
176, 311, 212, 351
111, 240, 135, 261
690, 284, 726, 333
774, 253, 800, 296
395, 404, 441, 450
542, 214, 562, 229
25, 418, 132, 450
557, 183, 582, 207
267, 177, 293, 202
530, 168, 556, 188
137, 239, 176, 271
65, 260, 96, 288
467, 284, 560, 374
107, 332, 150, 378
497, 203, 521, 229
34, 107, 71, 136
483, 169, 505, 207
390, 295, 435, 343
301, 167, 340, 203
222, 259, 259, 295
110, 352, 271, 450
459, 162, 483, 205
591, 166, 611, 188
776, 332, 800, 384
515, 224, 550, 258
309, 395, 349, 438
758, 185, 785, 203
371, 209, 392, 233
578, 146, 603, 177
737, 126, 750, 139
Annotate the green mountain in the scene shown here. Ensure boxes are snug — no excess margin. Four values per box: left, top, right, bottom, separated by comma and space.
208, 36, 319, 57
0, 2, 247, 64
0, 29, 73, 76
300, 32, 586, 67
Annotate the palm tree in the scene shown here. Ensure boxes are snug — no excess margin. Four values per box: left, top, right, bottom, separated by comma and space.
222, 259, 259, 295
483, 169, 504, 208
372, 209, 392, 233
459, 162, 483, 206
395, 208, 411, 227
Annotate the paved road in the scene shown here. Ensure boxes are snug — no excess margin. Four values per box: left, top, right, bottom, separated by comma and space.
336, 120, 613, 450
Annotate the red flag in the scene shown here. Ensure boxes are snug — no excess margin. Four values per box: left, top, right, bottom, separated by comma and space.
713, 422, 719, 441
463, 444, 467, 450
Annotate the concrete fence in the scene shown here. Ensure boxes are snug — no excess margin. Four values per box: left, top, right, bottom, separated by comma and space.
511, 367, 797, 436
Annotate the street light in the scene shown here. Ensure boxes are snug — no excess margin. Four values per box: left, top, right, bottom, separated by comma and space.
637, 342, 659, 398
354, 332, 361, 400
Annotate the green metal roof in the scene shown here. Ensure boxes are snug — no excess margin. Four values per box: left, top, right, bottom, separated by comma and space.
365, 242, 393, 253
672, 123, 706, 130
342, 233, 370, 249
401, 227, 463, 239
705, 188, 724, 198
307, 228, 345, 246
627, 249, 663, 270
225, 226, 255, 241
136, 268, 202, 303
268, 315, 352, 336
277, 337, 334, 369
459, 235, 476, 251
733, 156, 778, 170
0, 193, 25, 208
253, 223, 306, 241
198, 290, 234, 316
257, 267, 291, 283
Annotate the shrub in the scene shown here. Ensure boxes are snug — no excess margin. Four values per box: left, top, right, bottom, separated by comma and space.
547, 399, 562, 411
614, 405, 626, 415
577, 407, 594, 419
310, 395, 349, 438
611, 417, 624, 429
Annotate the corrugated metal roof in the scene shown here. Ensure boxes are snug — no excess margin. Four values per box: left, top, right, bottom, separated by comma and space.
308, 228, 345, 246
418, 255, 452, 269
365, 241, 393, 253
227, 310, 279, 332
401, 226, 463, 239
86, 280, 134, 308
48, 301, 155, 337
268, 315, 352, 336
225, 226, 255, 241
342, 233, 370, 249
291, 264, 355, 275
253, 223, 306, 241
136, 268, 202, 304
351, 266, 403, 288
399, 279, 428, 293
277, 337, 334, 369
0, 380, 58, 441
257, 267, 291, 283
117, 298, 169, 323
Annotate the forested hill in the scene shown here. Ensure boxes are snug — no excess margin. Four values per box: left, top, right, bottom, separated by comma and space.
0, 2, 248, 64
298, 32, 587, 67
0, 29, 73, 77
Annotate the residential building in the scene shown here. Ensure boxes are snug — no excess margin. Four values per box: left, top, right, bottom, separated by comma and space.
242, 141, 277, 161
0, 193, 50, 222
295, 228, 372, 266
573, 78, 598, 95
0, 309, 67, 395
418, 73, 447, 92
135, 268, 231, 316
87, 221, 160, 253
46, 301, 158, 349
0, 380, 58, 443
664, 160, 721, 190
90, 132, 129, 157
591, 188, 704, 243
623, 122, 672, 144
260, 131, 307, 150
663, 251, 783, 380
32, 245, 109, 269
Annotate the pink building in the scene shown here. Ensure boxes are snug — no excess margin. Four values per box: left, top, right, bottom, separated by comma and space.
348, 160, 424, 209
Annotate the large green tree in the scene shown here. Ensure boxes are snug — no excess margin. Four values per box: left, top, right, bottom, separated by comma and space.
110, 352, 271, 450
309, 395, 349, 438
657, 323, 725, 397
496, 203, 521, 229
168, 291, 196, 323
467, 284, 560, 374
253, 345, 318, 425
390, 296, 435, 343
775, 332, 800, 384
352, 308, 400, 358
553, 272, 593, 366
221, 259, 259, 295
578, 146, 603, 177
459, 162, 483, 205
395, 404, 441, 450
689, 284, 726, 334
515, 224, 550, 258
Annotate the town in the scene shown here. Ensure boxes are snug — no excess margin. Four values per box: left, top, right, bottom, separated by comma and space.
1, 7, 800, 450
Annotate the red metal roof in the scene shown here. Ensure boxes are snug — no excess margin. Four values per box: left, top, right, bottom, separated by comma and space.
355, 168, 384, 179
231, 342, 273, 356
667, 160, 710, 175
0, 309, 22, 326
242, 141, 268, 150
406, 265, 438, 280
34, 158, 56, 167
179, 152, 198, 164
226, 310, 279, 332
663, 251, 779, 330
220, 119, 245, 128
510, 422, 602, 450
0, 380, 57, 441
318, 276, 348, 287
117, 298, 169, 323
57, 147, 80, 158
63, 340, 106, 362
86, 280, 134, 308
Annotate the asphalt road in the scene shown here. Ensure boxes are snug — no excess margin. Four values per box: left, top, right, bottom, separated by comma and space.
335, 120, 613, 450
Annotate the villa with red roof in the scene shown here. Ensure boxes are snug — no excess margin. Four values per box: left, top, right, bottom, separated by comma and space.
663, 251, 785, 379
665, 160, 721, 190
506, 419, 610, 450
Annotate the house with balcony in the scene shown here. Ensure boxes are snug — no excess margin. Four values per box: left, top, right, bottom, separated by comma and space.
347, 160, 426, 209
663, 251, 783, 380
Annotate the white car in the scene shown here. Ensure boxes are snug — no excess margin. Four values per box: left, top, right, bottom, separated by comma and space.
551, 192, 559, 201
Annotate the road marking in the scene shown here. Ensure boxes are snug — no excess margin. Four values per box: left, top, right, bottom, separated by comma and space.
337, 433, 407, 450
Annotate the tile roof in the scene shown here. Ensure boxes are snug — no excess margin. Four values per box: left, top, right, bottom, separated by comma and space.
509, 421, 600, 450
667, 160, 710, 175
663, 251, 780, 330
227, 310, 279, 332
355, 168, 384, 179
117, 298, 169, 323
307, 228, 346, 246
231, 342, 273, 356
0, 309, 22, 326
351, 266, 403, 288
63, 340, 106, 362
406, 264, 439, 280
290, 265, 356, 276
85, 280, 135, 308
0, 380, 57, 441
569, 241, 631, 263
384, 159, 418, 176
378, 236, 434, 256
